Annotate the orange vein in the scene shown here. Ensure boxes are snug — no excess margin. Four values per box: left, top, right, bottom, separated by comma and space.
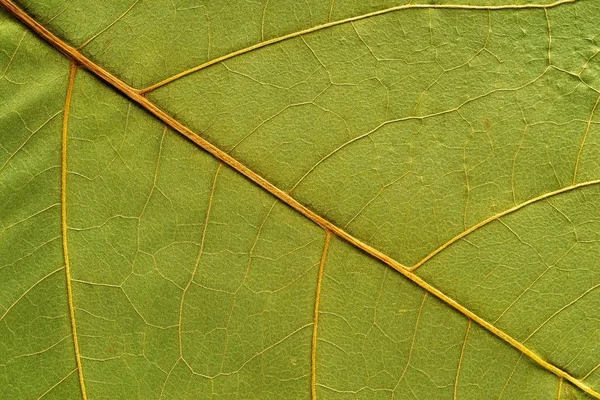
61, 63, 87, 400
0, 0, 413, 274
312, 232, 331, 400
4, 2, 599, 398
139, 0, 576, 93
410, 178, 600, 271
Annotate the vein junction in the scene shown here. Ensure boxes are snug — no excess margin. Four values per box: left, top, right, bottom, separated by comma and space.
1, 0, 598, 398
140, 0, 577, 92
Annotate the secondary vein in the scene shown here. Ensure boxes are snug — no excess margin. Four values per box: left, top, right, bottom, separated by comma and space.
410, 178, 600, 271
2, 1, 597, 398
139, 0, 576, 93
312, 232, 331, 400
61, 62, 87, 400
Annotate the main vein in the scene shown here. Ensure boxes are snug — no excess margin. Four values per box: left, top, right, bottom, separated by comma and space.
3, 1, 598, 398
140, 0, 576, 93
61, 62, 87, 400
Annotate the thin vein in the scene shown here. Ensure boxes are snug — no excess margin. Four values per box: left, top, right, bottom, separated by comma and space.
3, 2, 598, 398
61, 63, 87, 400
394, 293, 427, 390
454, 320, 471, 400
37, 369, 77, 399
0, 109, 62, 175
573, 94, 600, 184
177, 163, 221, 357
524, 282, 600, 343
410, 179, 600, 271
328, 0, 335, 22
291, 67, 551, 192
224, 323, 313, 376
312, 232, 331, 400
139, 0, 576, 93
0, 266, 64, 322
217, 200, 277, 374
497, 354, 522, 400
493, 241, 576, 324
260, 0, 270, 41
584, 362, 600, 380
77, 0, 140, 49
0, 203, 59, 235
557, 377, 563, 400
6, 335, 70, 361
2, 29, 25, 75
545, 8, 552, 66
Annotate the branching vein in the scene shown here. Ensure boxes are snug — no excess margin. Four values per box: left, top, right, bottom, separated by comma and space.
139, 0, 576, 93
2, 1, 598, 398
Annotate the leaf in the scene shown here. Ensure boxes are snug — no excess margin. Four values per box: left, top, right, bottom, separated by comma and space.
1, 0, 600, 398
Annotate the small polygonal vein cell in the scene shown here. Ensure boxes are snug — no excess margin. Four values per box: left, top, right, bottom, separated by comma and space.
2, 0, 600, 399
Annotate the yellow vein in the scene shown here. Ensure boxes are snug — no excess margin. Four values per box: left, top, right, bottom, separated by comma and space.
584, 363, 600, 380
454, 320, 471, 400
61, 63, 87, 400
139, 0, 576, 93
497, 354, 522, 400
327, 0, 336, 22
4, 2, 598, 397
0, 109, 62, 175
573, 94, 600, 184
524, 282, 600, 343
37, 369, 77, 400
312, 232, 331, 400
2, 29, 25, 75
493, 242, 576, 325
260, 0, 270, 41
557, 377, 563, 400
410, 178, 600, 271
0, 0, 415, 282
0, 266, 64, 322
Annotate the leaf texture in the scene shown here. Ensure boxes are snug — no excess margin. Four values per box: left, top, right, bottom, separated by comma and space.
1, 0, 600, 399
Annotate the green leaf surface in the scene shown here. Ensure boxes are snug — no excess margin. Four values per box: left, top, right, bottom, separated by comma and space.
1, 0, 600, 398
